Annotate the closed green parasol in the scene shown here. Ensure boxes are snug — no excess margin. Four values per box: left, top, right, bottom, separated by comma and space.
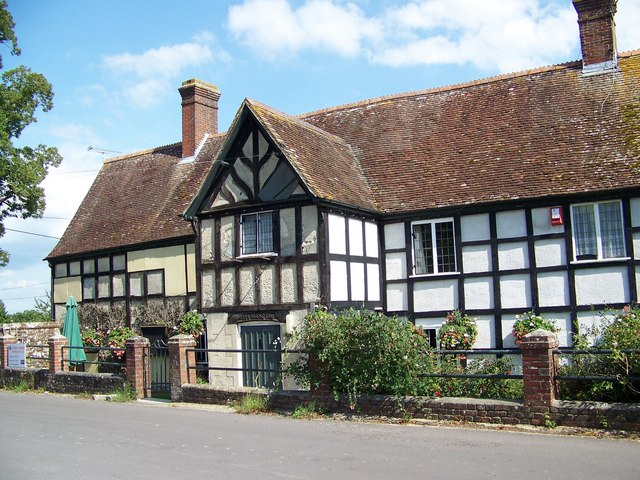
62, 296, 86, 366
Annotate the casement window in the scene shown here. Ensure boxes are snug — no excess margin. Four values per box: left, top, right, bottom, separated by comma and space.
241, 212, 274, 255
411, 219, 457, 275
81, 254, 127, 301
571, 201, 625, 261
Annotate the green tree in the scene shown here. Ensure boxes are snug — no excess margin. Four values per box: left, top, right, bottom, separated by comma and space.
0, 1, 62, 266
0, 298, 8, 322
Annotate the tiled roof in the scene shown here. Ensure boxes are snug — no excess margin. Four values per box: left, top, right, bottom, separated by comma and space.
46, 142, 219, 259
246, 100, 378, 212
49, 51, 640, 259
301, 52, 640, 214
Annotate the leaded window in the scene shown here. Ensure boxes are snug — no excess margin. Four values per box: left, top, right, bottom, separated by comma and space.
412, 219, 457, 275
572, 201, 625, 261
241, 212, 274, 255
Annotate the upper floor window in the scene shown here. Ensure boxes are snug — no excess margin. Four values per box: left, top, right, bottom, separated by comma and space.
571, 201, 625, 261
241, 212, 274, 255
412, 218, 457, 275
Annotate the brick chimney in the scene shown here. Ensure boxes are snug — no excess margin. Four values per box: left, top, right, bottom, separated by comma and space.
179, 79, 221, 158
572, 0, 618, 74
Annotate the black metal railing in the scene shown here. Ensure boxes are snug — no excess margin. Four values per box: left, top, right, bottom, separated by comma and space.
61, 345, 126, 372
417, 348, 524, 380
553, 348, 640, 383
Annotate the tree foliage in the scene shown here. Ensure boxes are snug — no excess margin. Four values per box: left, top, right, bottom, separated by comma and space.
0, 1, 61, 266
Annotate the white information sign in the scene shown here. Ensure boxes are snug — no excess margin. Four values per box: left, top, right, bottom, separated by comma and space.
8, 343, 26, 368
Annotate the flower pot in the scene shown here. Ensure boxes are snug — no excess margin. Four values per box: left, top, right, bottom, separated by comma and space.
84, 351, 99, 373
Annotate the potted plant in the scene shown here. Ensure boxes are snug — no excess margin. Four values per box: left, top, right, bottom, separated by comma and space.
512, 311, 559, 345
175, 311, 205, 339
82, 328, 104, 373
107, 326, 137, 361
438, 310, 478, 350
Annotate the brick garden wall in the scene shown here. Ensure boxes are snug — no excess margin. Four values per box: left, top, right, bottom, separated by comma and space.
0, 367, 125, 394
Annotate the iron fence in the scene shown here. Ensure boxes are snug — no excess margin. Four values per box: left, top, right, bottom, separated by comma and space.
417, 348, 524, 380
553, 348, 640, 383
61, 345, 126, 373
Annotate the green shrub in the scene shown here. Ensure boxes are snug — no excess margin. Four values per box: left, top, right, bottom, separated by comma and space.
558, 305, 640, 402
287, 308, 433, 404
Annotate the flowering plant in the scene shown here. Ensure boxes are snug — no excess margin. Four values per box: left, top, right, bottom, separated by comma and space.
438, 311, 478, 350
175, 311, 205, 339
107, 327, 137, 360
82, 329, 105, 349
512, 311, 559, 341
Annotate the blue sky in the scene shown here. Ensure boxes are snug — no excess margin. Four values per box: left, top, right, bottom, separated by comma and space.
1, 0, 639, 313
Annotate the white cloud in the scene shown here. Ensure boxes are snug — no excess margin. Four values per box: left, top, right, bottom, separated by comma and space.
227, 0, 640, 73
228, 0, 381, 59
101, 32, 219, 107
371, 0, 579, 72
617, 0, 640, 53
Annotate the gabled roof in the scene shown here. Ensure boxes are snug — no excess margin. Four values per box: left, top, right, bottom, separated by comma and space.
46, 142, 220, 260
301, 52, 640, 214
185, 99, 377, 218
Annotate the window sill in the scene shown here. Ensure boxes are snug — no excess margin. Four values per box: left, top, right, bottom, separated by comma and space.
237, 252, 278, 260
409, 272, 461, 279
570, 257, 631, 265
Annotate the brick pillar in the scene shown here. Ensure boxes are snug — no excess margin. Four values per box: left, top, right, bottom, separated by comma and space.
521, 329, 559, 410
308, 354, 331, 397
168, 334, 196, 401
0, 334, 17, 369
126, 336, 150, 399
48, 333, 68, 373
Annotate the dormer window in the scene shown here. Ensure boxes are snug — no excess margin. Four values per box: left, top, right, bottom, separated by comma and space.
241, 212, 274, 255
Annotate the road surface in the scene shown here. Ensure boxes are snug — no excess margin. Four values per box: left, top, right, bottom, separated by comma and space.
1, 391, 638, 479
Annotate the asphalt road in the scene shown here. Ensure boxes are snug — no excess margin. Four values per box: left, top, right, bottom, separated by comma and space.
1, 391, 639, 480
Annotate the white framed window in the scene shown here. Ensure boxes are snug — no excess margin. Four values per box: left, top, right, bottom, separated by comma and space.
571, 201, 625, 261
241, 212, 274, 255
411, 218, 457, 275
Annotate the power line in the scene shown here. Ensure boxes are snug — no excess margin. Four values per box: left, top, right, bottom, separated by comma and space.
4, 228, 60, 239
0, 282, 49, 291
1, 294, 48, 301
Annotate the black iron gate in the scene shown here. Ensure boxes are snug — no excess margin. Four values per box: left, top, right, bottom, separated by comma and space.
240, 325, 282, 389
148, 339, 169, 395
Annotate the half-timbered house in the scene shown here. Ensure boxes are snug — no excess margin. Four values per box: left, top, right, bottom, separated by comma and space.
47, 0, 640, 388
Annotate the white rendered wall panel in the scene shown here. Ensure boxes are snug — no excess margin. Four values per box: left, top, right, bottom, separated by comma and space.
630, 198, 640, 227
386, 283, 408, 311
497, 242, 529, 270
239, 267, 255, 305
303, 262, 320, 303
496, 210, 526, 238
462, 245, 491, 273
574, 267, 629, 305
220, 216, 235, 261
330, 260, 348, 301
384, 223, 405, 250
464, 277, 494, 310
281, 263, 297, 304
328, 214, 347, 255
460, 214, 490, 242
633, 232, 640, 260
200, 219, 215, 261
365, 222, 379, 258
473, 315, 495, 348
350, 262, 366, 301
385, 252, 407, 280
201, 270, 216, 308
413, 279, 458, 312
537, 272, 569, 307
280, 208, 296, 257
301, 205, 318, 254
367, 263, 381, 301
534, 239, 566, 267
348, 218, 364, 256
499, 274, 531, 309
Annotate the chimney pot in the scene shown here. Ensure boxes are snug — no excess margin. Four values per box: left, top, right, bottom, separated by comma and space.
179, 79, 221, 158
573, 0, 618, 74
